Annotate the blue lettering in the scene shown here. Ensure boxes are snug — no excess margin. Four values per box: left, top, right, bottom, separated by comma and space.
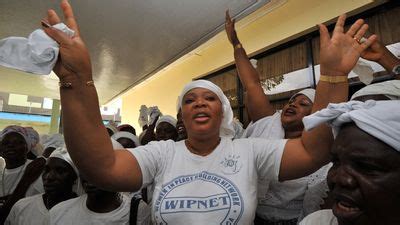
165, 200, 178, 210
187, 200, 197, 208
209, 198, 219, 207
198, 200, 208, 209
219, 196, 229, 205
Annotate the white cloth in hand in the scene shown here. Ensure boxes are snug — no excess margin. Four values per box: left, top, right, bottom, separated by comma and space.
148, 106, 162, 125
0, 23, 74, 75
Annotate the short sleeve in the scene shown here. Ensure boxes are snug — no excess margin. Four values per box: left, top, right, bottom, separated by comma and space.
251, 138, 287, 181
241, 112, 284, 139
127, 140, 172, 188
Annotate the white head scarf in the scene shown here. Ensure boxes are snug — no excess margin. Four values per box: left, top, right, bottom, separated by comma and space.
177, 80, 235, 138
156, 115, 178, 128
49, 147, 79, 176
41, 133, 65, 150
112, 131, 141, 147
303, 100, 400, 152
0, 125, 32, 151
105, 122, 118, 135
351, 80, 400, 100
290, 88, 316, 103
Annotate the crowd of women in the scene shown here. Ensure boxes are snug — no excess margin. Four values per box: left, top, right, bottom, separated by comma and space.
0, 0, 399, 224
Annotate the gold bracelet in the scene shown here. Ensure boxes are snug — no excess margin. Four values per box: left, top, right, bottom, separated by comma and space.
319, 75, 348, 83
234, 43, 243, 50
59, 80, 95, 88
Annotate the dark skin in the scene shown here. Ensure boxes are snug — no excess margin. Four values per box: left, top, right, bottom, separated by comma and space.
176, 109, 187, 141
0, 133, 28, 169
225, 11, 313, 139
116, 137, 136, 148
155, 122, 178, 141
41, 158, 77, 209
281, 95, 313, 138
81, 178, 122, 213
328, 123, 400, 225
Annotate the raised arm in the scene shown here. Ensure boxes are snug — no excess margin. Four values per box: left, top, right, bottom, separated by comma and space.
360, 36, 400, 79
279, 15, 377, 181
225, 11, 275, 122
42, 0, 142, 191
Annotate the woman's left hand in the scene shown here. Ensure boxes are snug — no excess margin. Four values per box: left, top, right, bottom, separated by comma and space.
318, 14, 377, 76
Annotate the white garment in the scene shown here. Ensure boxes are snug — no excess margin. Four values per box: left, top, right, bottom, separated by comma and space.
299, 209, 337, 225
350, 80, 400, 100
241, 112, 284, 139
5, 194, 49, 225
242, 112, 330, 221
50, 194, 138, 225
129, 137, 286, 225
0, 23, 74, 75
303, 100, 400, 151
0, 160, 44, 197
156, 115, 177, 128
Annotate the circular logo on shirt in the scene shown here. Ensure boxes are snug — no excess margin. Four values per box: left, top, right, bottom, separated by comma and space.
154, 171, 243, 224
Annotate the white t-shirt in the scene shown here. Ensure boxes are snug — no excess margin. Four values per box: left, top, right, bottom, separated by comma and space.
299, 209, 338, 225
0, 160, 44, 197
50, 194, 140, 225
5, 194, 49, 225
129, 137, 286, 225
242, 112, 330, 221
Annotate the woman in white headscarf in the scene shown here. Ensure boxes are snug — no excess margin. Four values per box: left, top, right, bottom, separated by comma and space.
40, 1, 375, 224
300, 100, 400, 225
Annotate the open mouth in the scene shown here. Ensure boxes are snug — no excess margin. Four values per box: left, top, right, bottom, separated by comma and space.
283, 107, 296, 116
332, 196, 363, 222
193, 112, 210, 123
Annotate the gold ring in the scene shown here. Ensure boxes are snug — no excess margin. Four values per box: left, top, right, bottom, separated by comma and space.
353, 37, 361, 44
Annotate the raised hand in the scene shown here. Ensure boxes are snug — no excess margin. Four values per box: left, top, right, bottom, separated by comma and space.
318, 14, 377, 76
225, 10, 240, 46
360, 37, 385, 62
42, 0, 92, 82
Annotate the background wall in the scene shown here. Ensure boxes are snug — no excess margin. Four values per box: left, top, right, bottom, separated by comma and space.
121, 0, 384, 129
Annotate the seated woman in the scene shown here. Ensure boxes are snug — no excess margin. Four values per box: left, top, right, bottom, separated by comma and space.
40, 1, 376, 224
300, 100, 400, 225
5, 148, 78, 225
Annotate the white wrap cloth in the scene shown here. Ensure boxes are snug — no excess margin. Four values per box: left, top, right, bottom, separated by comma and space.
49, 147, 79, 176
303, 100, 400, 152
351, 80, 400, 100
156, 115, 177, 128
177, 80, 235, 138
0, 125, 33, 151
0, 23, 74, 75
112, 131, 141, 147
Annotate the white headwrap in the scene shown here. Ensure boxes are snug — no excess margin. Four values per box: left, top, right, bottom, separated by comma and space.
112, 131, 141, 147
351, 80, 400, 100
0, 125, 32, 151
303, 100, 400, 152
25, 127, 40, 154
49, 147, 79, 176
41, 133, 65, 150
177, 80, 235, 138
290, 88, 316, 103
156, 115, 177, 128
105, 123, 118, 135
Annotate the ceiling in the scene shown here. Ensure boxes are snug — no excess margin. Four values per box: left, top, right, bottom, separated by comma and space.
0, 0, 277, 105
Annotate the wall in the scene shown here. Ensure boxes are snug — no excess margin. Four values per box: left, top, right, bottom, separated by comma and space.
121, 0, 384, 129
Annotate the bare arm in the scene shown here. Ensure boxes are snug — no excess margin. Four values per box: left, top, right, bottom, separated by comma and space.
279, 15, 377, 181
360, 37, 400, 74
225, 11, 275, 122
43, 0, 142, 191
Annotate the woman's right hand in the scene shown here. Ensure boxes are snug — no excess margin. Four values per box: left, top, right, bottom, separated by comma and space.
42, 0, 92, 82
